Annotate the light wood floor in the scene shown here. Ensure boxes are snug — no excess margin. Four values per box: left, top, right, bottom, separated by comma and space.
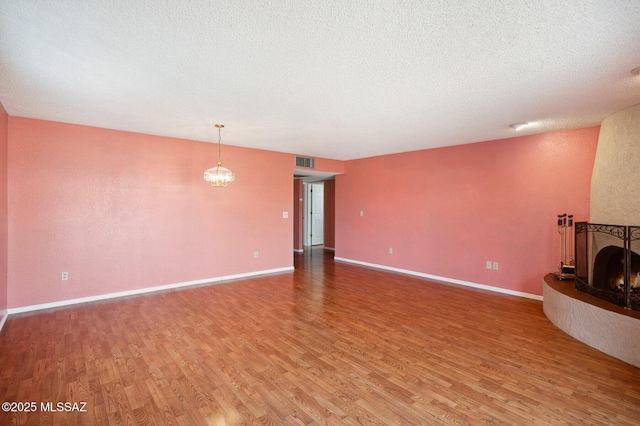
1, 248, 639, 425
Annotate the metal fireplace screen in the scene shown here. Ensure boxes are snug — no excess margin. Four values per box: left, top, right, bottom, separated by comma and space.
574, 222, 640, 311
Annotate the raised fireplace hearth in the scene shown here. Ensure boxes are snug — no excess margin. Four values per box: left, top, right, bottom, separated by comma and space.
574, 222, 640, 311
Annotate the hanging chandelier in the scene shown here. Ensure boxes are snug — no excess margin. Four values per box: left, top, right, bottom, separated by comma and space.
203, 124, 235, 187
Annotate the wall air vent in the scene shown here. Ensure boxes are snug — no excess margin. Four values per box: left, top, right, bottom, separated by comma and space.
295, 156, 315, 168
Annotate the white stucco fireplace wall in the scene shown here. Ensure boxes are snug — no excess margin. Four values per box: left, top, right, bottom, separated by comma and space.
544, 104, 640, 367
591, 103, 640, 224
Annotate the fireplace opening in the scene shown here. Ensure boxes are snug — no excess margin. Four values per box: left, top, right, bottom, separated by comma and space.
593, 246, 640, 292
574, 223, 640, 311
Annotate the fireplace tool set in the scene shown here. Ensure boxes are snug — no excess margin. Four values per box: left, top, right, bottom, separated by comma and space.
555, 213, 575, 280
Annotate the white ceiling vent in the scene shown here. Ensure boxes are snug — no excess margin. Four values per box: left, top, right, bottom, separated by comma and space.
295, 156, 315, 168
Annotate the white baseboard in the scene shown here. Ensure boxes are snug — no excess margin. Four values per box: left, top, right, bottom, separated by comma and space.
0, 310, 8, 334
7, 266, 294, 315
293, 248, 304, 253
323, 246, 335, 251
334, 257, 542, 301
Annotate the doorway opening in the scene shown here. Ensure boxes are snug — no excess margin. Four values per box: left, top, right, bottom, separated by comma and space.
293, 173, 336, 255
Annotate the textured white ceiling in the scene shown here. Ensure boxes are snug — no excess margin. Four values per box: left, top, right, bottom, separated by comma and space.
1, 0, 639, 160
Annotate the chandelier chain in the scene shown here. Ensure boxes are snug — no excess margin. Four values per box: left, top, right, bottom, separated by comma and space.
215, 124, 224, 163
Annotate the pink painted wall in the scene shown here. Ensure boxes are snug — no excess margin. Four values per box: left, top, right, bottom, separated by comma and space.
0, 103, 8, 312
335, 127, 600, 296
7, 118, 294, 308
313, 157, 345, 175
324, 179, 336, 249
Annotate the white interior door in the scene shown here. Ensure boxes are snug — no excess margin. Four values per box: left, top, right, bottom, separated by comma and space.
311, 183, 324, 245
303, 182, 325, 246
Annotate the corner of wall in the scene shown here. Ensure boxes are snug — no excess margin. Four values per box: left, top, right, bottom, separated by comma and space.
0, 101, 8, 323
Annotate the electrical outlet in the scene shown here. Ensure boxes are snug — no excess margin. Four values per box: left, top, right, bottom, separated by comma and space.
254, 251, 259, 258
282, 211, 288, 218
492, 262, 499, 270
389, 247, 393, 254
61, 272, 69, 281
359, 211, 364, 217
486, 261, 492, 270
